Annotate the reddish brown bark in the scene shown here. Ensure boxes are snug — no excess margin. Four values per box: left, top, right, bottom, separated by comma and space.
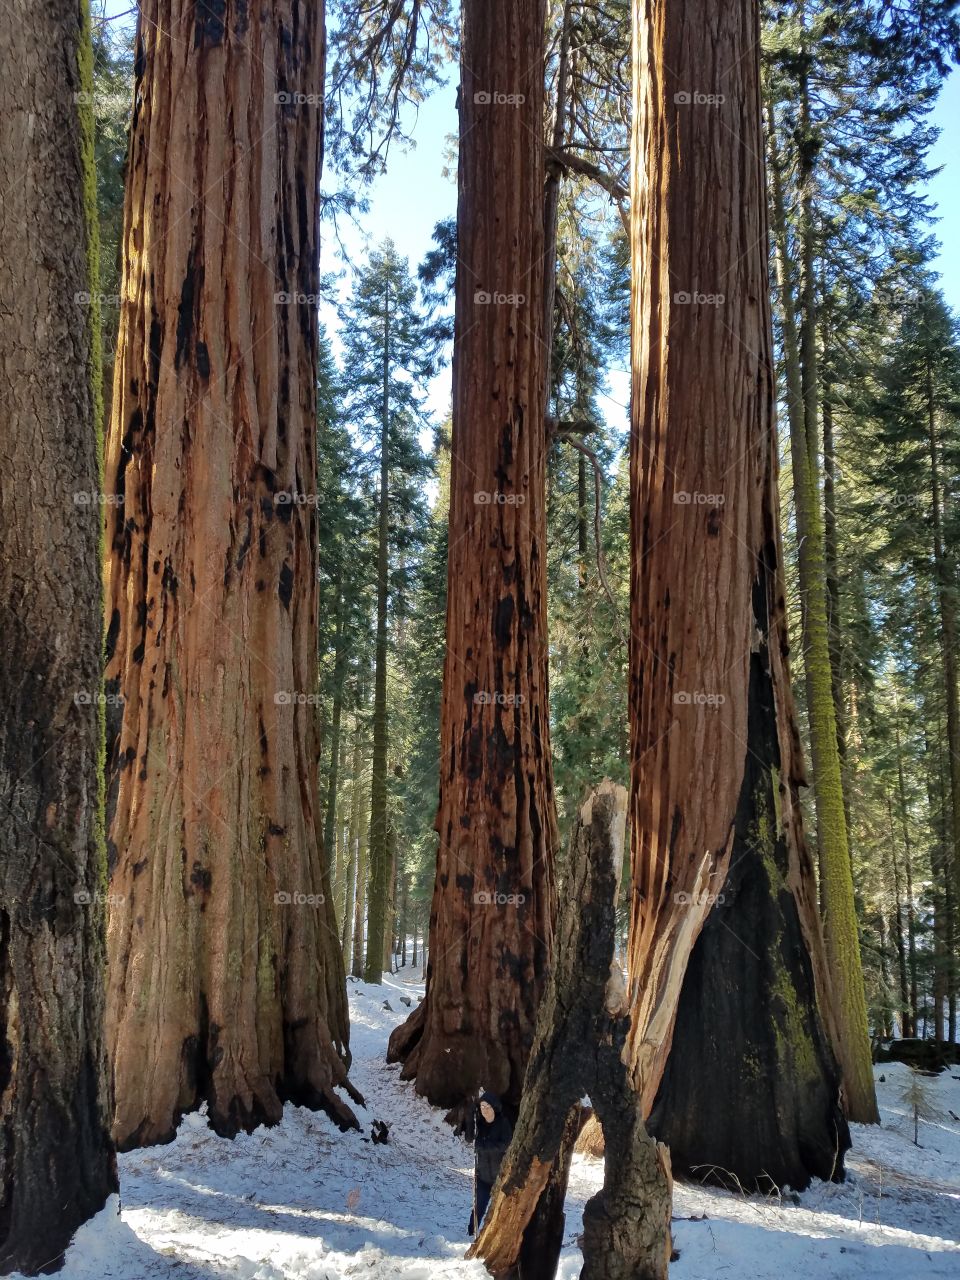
388, 0, 557, 1108
103, 0, 356, 1149
625, 0, 832, 1118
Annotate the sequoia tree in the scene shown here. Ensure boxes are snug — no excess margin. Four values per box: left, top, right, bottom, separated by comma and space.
103, 0, 357, 1148
624, 0, 847, 1189
388, 0, 558, 1107
0, 0, 118, 1269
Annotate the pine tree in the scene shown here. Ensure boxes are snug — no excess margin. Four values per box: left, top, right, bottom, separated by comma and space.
0, 1, 118, 1267
340, 240, 432, 983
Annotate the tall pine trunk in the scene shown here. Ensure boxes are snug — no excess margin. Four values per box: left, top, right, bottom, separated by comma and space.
365, 287, 391, 983
625, 2, 847, 1185
102, 0, 356, 1149
388, 0, 557, 1107
894, 705, 920, 1033
0, 2, 118, 1268
766, 93, 878, 1122
925, 353, 960, 1021
352, 803, 370, 980
323, 582, 347, 891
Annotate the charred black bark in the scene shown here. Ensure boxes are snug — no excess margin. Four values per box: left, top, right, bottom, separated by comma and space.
649, 595, 850, 1192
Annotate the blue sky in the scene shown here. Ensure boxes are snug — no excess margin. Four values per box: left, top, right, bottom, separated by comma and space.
100, 2, 958, 381
335, 67, 958, 308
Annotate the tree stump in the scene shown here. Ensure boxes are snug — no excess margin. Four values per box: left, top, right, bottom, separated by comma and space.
469, 781, 672, 1280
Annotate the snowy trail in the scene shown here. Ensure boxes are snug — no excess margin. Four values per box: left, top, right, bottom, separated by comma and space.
34, 968, 960, 1279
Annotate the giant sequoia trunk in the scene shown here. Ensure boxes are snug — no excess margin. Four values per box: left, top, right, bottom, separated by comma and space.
388, 0, 558, 1107
648, 638, 851, 1190
103, 0, 357, 1149
624, 0, 843, 1155
0, 2, 118, 1269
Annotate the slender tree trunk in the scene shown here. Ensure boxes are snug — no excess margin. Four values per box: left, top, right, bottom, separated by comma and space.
821, 372, 852, 839
388, 0, 557, 1107
888, 797, 912, 1037
352, 804, 370, 980
926, 721, 949, 1044
400, 874, 409, 965
102, 0, 357, 1148
766, 92, 878, 1122
323, 583, 346, 892
340, 722, 364, 963
0, 4, 119, 1268
894, 701, 920, 1034
383, 820, 398, 972
543, 0, 573, 383
926, 354, 960, 1034
365, 284, 391, 983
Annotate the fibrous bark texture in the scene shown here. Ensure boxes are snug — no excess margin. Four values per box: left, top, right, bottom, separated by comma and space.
0, 1, 119, 1270
388, 0, 558, 1108
625, 0, 842, 1144
103, 0, 357, 1150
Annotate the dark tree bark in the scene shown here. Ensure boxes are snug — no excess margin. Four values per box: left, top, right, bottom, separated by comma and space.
103, 0, 357, 1149
471, 783, 672, 1280
388, 0, 558, 1108
0, 1, 118, 1269
648, 636, 850, 1191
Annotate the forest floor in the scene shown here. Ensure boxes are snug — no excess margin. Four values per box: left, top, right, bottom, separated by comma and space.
38, 967, 960, 1279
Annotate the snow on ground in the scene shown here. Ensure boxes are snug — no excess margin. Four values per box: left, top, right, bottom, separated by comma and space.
32, 967, 960, 1279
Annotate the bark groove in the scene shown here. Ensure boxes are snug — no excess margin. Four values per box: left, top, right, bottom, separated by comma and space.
103, 0, 357, 1149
